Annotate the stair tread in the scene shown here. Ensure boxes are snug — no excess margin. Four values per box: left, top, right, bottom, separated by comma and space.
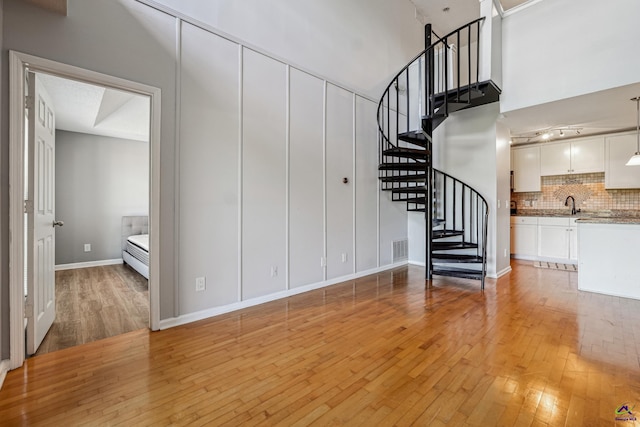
380, 174, 427, 183
432, 254, 484, 263
398, 131, 431, 147
432, 241, 478, 250
379, 163, 426, 171
391, 187, 427, 194
403, 197, 426, 204
432, 229, 464, 239
432, 266, 483, 280
383, 147, 429, 159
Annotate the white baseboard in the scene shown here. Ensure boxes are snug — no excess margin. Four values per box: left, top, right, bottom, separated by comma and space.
490, 266, 512, 279
159, 262, 408, 330
409, 260, 511, 280
0, 359, 10, 390
55, 258, 123, 271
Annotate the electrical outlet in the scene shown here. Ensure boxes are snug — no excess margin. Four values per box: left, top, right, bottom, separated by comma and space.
341, 253, 348, 263
195, 277, 206, 292
271, 266, 278, 277
504, 248, 507, 257
84, 244, 91, 252
320, 257, 326, 267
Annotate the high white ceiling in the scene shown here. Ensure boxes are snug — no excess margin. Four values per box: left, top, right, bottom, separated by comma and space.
37, 73, 150, 142
409, 0, 639, 145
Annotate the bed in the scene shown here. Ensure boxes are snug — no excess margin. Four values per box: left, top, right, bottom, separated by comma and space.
122, 216, 149, 279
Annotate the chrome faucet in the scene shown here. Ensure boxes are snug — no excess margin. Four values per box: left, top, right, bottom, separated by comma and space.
564, 196, 577, 215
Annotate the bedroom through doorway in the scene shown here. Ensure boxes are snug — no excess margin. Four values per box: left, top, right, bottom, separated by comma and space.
25, 71, 152, 357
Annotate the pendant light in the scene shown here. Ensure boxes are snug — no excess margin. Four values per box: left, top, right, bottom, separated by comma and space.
626, 96, 640, 166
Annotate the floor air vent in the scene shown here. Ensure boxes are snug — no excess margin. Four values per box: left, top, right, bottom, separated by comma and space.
393, 239, 408, 263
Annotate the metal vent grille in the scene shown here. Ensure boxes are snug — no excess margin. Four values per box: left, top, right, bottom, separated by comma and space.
392, 239, 408, 263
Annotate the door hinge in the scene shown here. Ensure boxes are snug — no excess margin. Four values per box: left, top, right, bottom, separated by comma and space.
24, 200, 34, 214
25, 95, 34, 110
25, 303, 33, 318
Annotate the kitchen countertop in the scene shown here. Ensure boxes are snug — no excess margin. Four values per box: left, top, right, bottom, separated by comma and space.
511, 209, 640, 224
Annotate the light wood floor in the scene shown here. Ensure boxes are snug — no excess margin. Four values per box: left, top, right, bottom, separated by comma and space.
3, 261, 640, 426
35, 264, 149, 356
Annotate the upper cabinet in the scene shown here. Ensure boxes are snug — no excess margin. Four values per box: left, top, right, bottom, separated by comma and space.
512, 145, 541, 192
540, 137, 604, 176
605, 132, 640, 189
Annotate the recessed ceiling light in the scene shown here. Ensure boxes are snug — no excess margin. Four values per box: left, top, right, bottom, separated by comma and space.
542, 133, 550, 140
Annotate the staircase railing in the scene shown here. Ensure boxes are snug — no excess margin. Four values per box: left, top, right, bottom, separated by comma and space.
433, 169, 489, 283
377, 17, 485, 189
376, 17, 488, 287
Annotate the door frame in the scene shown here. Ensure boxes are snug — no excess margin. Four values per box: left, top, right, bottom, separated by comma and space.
9, 51, 162, 369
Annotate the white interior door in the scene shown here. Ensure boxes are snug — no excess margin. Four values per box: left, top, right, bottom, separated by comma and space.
26, 72, 57, 355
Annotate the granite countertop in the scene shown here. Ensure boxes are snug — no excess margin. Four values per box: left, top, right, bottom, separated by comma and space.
512, 209, 640, 224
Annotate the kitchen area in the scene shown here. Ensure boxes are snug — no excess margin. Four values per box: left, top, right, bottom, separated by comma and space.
510, 129, 640, 299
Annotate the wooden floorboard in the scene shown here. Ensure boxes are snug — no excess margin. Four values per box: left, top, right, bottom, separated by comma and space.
3, 261, 640, 426
34, 264, 149, 356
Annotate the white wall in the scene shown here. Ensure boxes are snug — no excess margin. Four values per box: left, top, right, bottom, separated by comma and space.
146, 0, 424, 99
2, 0, 419, 339
409, 103, 510, 278
501, 0, 640, 113
55, 131, 148, 265
175, 20, 409, 318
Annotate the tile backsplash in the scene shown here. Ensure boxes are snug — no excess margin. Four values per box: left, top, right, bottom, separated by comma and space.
511, 173, 640, 211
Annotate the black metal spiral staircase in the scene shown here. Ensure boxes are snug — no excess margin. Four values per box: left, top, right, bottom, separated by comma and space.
377, 18, 500, 289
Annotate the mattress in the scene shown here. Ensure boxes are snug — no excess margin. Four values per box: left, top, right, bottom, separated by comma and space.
125, 234, 149, 266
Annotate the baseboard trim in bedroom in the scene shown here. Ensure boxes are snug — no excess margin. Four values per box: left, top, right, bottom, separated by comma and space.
55, 259, 123, 271
0, 359, 10, 390
159, 261, 408, 330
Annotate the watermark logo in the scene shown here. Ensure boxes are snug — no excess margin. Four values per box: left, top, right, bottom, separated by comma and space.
615, 403, 637, 422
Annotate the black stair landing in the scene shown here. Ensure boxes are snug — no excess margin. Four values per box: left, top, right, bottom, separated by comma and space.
431, 81, 501, 112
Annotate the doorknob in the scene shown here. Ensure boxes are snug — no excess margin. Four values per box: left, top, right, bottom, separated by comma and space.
52, 220, 64, 228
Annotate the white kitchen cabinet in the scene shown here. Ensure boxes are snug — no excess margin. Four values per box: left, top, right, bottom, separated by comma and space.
510, 216, 538, 258
512, 146, 541, 192
537, 217, 577, 263
605, 132, 640, 189
540, 137, 604, 176
569, 219, 578, 261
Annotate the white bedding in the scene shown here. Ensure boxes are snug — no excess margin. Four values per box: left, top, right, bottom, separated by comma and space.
127, 234, 149, 252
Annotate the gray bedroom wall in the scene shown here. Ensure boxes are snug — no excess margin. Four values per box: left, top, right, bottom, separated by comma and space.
55, 130, 149, 266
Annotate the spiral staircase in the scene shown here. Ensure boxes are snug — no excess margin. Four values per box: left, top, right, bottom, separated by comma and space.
377, 18, 501, 289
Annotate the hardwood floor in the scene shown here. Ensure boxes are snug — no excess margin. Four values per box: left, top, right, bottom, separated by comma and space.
2, 261, 640, 426
35, 264, 149, 356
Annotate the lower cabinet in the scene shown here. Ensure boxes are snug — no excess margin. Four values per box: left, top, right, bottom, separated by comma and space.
510, 217, 537, 258
511, 216, 578, 263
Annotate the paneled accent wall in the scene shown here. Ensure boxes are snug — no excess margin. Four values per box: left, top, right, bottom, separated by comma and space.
512, 173, 640, 211
177, 21, 406, 316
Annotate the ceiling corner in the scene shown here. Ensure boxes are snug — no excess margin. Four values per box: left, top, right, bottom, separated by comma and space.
22, 0, 67, 16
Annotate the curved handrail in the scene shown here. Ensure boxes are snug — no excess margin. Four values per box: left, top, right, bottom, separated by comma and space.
433, 168, 490, 283
376, 17, 485, 149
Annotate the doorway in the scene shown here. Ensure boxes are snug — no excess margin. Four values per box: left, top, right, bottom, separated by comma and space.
27, 71, 150, 356
9, 51, 161, 369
